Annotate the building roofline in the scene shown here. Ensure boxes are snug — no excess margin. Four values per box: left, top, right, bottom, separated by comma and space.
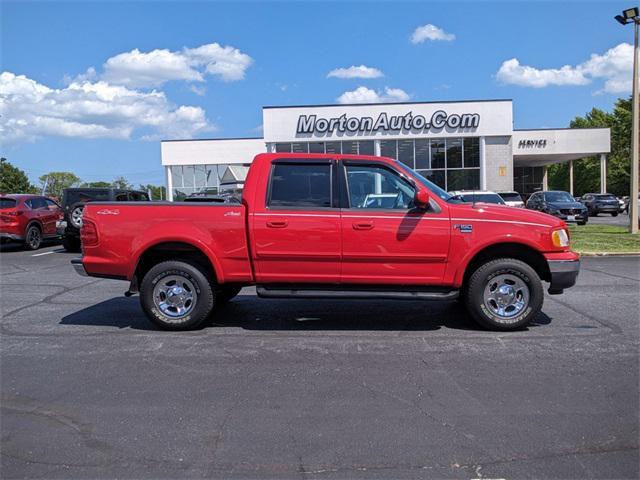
262, 98, 513, 109
514, 127, 611, 132
161, 136, 264, 143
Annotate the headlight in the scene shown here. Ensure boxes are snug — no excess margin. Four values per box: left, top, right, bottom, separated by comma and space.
552, 229, 570, 247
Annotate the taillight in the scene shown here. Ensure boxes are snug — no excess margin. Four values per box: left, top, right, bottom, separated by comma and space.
81, 219, 99, 247
4, 210, 23, 216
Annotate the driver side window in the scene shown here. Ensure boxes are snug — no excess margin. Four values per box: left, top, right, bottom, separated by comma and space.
345, 165, 415, 210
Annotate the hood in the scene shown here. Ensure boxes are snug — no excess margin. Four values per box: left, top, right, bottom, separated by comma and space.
546, 201, 585, 209
449, 202, 562, 228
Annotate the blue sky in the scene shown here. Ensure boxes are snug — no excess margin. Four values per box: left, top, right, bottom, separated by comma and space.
1, 0, 635, 187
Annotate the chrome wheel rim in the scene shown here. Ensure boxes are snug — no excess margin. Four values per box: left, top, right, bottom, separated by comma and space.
71, 207, 84, 228
27, 227, 40, 248
483, 273, 529, 320
152, 275, 198, 320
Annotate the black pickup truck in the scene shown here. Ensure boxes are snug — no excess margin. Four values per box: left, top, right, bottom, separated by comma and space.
61, 188, 150, 252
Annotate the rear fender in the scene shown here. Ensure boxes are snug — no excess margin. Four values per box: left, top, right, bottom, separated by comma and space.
127, 222, 225, 283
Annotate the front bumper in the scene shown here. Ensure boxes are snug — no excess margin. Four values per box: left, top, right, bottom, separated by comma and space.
547, 258, 580, 294
71, 258, 88, 276
594, 205, 618, 213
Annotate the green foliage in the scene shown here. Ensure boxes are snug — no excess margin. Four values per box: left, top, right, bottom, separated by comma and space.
112, 176, 133, 190
549, 97, 635, 197
138, 184, 167, 200
0, 158, 37, 194
39, 171, 81, 199
81, 181, 112, 188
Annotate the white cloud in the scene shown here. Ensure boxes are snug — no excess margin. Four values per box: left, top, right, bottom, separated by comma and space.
102, 42, 253, 88
496, 43, 633, 93
410, 24, 455, 44
327, 65, 383, 79
337, 86, 410, 104
0, 71, 215, 144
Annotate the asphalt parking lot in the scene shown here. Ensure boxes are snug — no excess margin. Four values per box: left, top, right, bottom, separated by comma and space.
1, 243, 639, 479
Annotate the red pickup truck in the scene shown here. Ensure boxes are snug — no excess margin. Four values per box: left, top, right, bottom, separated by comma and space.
72, 153, 579, 331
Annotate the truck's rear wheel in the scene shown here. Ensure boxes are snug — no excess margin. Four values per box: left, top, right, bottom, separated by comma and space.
140, 260, 214, 330
464, 258, 543, 331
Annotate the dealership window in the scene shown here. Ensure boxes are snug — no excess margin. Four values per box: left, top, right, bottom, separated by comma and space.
514, 166, 545, 195
380, 140, 397, 159
268, 163, 332, 208
275, 143, 292, 153
274, 140, 375, 156
415, 139, 430, 169
398, 140, 415, 168
325, 141, 341, 154
292, 142, 308, 153
464, 138, 480, 168
309, 142, 324, 153
170, 163, 249, 200
447, 139, 462, 169
430, 140, 446, 169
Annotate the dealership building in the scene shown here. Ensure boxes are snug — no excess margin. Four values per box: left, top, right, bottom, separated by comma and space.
161, 99, 611, 201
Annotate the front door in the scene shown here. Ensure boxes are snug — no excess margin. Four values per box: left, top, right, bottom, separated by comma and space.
252, 159, 341, 283
340, 161, 450, 285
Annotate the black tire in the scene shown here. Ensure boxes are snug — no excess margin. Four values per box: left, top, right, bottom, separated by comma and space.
612, 212, 618, 217
577, 221, 587, 226
464, 258, 543, 331
69, 204, 85, 229
24, 224, 42, 250
62, 236, 81, 252
215, 285, 242, 304
140, 260, 214, 331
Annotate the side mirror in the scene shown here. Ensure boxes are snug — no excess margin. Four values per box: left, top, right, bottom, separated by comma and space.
414, 189, 430, 209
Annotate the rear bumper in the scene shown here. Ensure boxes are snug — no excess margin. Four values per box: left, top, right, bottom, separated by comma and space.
0, 232, 24, 241
593, 205, 618, 213
547, 258, 580, 294
71, 258, 88, 276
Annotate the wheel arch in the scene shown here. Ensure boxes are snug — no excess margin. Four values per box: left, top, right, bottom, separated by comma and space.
460, 242, 551, 289
131, 241, 220, 293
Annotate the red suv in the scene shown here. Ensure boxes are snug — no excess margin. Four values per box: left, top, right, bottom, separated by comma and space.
0, 194, 64, 250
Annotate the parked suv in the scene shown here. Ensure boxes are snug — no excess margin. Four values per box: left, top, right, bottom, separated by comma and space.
0, 194, 63, 250
526, 190, 588, 225
62, 188, 150, 252
497, 191, 525, 208
580, 193, 620, 217
448, 190, 506, 205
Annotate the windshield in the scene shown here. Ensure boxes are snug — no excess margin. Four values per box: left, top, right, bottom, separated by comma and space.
499, 192, 522, 201
545, 191, 575, 202
394, 162, 453, 201
0, 198, 17, 209
595, 194, 617, 200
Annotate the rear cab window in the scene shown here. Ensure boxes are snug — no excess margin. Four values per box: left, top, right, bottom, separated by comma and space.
0, 198, 17, 209
267, 162, 332, 209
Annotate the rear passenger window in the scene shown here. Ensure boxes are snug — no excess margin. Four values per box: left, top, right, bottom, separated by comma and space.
268, 163, 332, 208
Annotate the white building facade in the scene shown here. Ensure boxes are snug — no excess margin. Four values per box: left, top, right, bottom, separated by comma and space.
161, 99, 611, 201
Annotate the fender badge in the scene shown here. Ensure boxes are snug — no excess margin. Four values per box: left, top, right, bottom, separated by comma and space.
96, 209, 120, 215
224, 211, 241, 217
454, 224, 473, 233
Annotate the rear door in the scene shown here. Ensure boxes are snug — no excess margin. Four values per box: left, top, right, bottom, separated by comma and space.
251, 159, 341, 283
339, 160, 450, 285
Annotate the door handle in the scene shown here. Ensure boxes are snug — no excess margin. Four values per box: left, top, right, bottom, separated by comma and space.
352, 221, 374, 230
266, 220, 288, 228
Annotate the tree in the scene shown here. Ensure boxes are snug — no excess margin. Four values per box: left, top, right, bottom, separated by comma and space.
138, 184, 167, 200
112, 176, 132, 190
39, 172, 81, 199
81, 181, 112, 188
0, 158, 37, 194
548, 97, 635, 197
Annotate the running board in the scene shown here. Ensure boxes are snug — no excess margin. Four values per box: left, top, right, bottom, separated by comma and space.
256, 285, 459, 301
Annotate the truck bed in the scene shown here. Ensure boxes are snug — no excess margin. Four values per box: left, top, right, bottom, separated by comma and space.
81, 202, 253, 283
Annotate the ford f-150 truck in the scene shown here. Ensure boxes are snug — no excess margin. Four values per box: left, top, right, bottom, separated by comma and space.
72, 153, 580, 331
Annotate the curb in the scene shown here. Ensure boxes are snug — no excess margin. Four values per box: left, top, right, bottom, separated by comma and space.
578, 252, 640, 257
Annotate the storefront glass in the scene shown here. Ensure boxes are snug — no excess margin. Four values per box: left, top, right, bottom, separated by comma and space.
170, 164, 250, 200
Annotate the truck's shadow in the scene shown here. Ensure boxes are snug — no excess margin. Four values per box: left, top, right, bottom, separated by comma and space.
60, 295, 552, 332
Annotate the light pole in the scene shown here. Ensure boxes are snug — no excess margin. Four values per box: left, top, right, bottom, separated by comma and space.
616, 7, 640, 233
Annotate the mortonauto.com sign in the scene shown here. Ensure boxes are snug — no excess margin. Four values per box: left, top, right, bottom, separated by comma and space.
296, 111, 480, 135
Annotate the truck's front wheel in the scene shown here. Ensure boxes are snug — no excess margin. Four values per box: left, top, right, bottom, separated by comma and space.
140, 261, 214, 330
464, 258, 543, 331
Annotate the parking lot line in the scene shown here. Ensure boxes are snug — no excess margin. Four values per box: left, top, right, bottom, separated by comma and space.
31, 251, 55, 257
